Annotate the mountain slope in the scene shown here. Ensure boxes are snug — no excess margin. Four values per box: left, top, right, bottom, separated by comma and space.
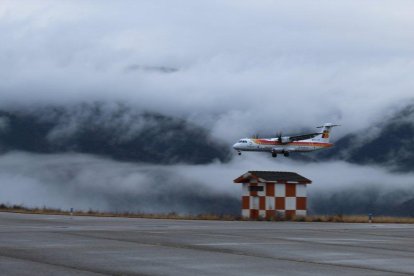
319, 103, 414, 172
0, 103, 231, 164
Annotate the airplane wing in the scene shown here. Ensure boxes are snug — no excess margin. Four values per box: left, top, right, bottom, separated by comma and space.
288, 132, 320, 142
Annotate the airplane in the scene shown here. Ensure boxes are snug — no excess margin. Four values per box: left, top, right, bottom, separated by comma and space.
232, 123, 339, 158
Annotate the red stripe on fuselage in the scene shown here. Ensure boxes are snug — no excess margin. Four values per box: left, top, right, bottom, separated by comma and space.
252, 139, 332, 148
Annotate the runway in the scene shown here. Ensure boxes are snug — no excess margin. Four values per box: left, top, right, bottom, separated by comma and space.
1, 212, 414, 275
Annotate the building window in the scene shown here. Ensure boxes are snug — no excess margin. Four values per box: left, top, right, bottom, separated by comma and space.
249, 186, 264, 192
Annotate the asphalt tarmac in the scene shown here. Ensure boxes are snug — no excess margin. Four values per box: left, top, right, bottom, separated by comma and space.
0, 212, 413, 275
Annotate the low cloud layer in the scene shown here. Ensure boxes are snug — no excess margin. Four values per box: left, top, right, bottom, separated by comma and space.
1, 152, 413, 216
0, 152, 240, 214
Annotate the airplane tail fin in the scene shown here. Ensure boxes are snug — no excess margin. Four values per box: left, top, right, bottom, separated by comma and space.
315, 123, 340, 143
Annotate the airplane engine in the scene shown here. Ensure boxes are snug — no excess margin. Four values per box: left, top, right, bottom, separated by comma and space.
280, 137, 291, 144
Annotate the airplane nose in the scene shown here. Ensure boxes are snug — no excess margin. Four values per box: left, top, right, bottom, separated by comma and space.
232, 143, 238, 150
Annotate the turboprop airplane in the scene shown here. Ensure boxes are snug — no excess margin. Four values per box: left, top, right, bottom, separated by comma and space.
233, 123, 339, 158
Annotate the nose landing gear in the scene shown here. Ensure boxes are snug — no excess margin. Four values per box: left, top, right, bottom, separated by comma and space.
238, 151, 242, 156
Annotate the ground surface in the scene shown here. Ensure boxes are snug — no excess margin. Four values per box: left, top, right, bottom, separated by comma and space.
0, 212, 414, 275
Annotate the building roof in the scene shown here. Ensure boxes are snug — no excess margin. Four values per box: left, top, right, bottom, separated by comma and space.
234, 171, 312, 184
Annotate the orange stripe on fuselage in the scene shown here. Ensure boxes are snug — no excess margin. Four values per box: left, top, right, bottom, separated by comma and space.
291, 142, 332, 148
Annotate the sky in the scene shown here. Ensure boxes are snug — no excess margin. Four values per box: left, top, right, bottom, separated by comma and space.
0, 1, 414, 214
2, 1, 414, 140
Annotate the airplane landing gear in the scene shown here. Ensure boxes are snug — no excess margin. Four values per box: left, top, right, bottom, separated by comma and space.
271, 152, 277, 158
238, 151, 241, 156
283, 152, 290, 157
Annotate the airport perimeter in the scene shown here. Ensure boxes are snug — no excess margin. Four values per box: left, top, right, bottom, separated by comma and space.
1, 212, 414, 275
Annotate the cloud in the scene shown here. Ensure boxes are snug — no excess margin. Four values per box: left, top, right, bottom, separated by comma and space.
0, 104, 231, 164
0, 1, 413, 215
0, 152, 240, 214
177, 155, 414, 216
0, 151, 413, 215
1, 1, 414, 143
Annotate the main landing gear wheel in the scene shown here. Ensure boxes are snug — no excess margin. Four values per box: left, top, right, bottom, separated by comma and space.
283, 152, 290, 157
271, 152, 277, 158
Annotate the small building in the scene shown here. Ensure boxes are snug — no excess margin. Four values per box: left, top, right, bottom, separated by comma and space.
234, 171, 312, 220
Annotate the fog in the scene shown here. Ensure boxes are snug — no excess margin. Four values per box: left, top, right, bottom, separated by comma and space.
0, 152, 239, 214
0, 152, 413, 215
1, 1, 414, 215
2, 1, 414, 141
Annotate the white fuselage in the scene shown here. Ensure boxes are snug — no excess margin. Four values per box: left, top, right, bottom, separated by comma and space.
233, 123, 338, 157
232, 137, 332, 154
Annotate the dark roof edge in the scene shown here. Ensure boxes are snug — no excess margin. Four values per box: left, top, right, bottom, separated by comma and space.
234, 171, 312, 184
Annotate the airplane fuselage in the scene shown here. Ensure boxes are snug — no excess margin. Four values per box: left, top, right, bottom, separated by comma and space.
233, 123, 338, 157
233, 138, 332, 154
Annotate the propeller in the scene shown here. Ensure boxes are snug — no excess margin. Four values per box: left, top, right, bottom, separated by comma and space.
277, 132, 282, 143
276, 132, 292, 144
317, 124, 341, 128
